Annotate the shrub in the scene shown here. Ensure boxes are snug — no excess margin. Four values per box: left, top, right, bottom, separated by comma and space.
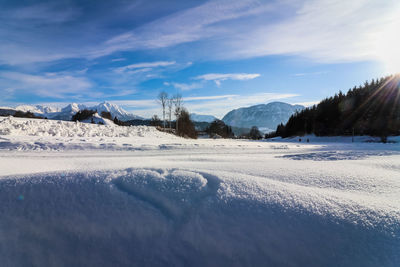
101, 111, 112, 120
176, 109, 197, 139
249, 126, 262, 140
14, 111, 42, 119
206, 120, 234, 138
150, 115, 162, 127
72, 109, 96, 121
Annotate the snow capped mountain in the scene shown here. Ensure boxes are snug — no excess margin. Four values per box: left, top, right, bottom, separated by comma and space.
12, 102, 141, 121
51, 103, 88, 120
91, 102, 142, 121
190, 113, 218, 123
222, 102, 304, 132
62, 103, 87, 113
15, 105, 61, 115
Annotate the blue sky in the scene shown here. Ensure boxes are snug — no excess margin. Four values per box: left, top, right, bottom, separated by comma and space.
0, 0, 399, 118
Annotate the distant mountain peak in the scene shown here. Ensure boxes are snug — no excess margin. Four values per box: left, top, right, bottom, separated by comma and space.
91, 102, 142, 121
222, 101, 304, 132
190, 113, 218, 123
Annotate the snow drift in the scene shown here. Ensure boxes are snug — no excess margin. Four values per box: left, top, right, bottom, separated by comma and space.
0, 168, 399, 266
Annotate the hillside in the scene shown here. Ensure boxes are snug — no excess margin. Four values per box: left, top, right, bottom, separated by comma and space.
222, 102, 304, 132
274, 74, 400, 138
190, 113, 218, 123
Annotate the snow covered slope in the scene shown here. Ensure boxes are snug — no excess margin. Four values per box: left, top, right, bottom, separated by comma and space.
50, 103, 87, 120
190, 113, 218, 123
91, 101, 143, 121
81, 112, 115, 126
15, 104, 61, 115
0, 117, 399, 266
222, 101, 304, 132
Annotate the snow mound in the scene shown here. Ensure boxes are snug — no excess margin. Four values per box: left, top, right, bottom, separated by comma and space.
0, 168, 399, 266
81, 112, 115, 126
111, 169, 213, 218
0, 117, 168, 138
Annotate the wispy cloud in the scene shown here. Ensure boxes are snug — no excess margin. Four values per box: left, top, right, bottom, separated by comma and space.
111, 58, 126, 62
292, 71, 328, 77
195, 73, 260, 86
184, 95, 239, 101
115, 61, 176, 73
293, 101, 319, 107
1, 2, 79, 24
2, 0, 398, 66
164, 82, 203, 91
90, 0, 268, 59
227, 0, 400, 63
0, 71, 92, 99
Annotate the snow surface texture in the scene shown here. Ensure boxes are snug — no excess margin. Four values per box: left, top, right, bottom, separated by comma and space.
0, 118, 400, 267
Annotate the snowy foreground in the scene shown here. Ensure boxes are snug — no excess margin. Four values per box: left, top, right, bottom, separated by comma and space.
0, 117, 399, 266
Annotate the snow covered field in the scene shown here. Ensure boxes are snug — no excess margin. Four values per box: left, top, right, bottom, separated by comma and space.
0, 117, 399, 266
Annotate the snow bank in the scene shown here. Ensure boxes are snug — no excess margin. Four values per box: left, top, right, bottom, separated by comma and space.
0, 117, 186, 151
0, 168, 399, 266
0, 117, 164, 138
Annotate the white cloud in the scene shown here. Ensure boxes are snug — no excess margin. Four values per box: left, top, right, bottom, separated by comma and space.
164, 82, 203, 91
292, 71, 328, 77
111, 58, 126, 62
91, 0, 268, 59
195, 73, 260, 86
114, 61, 176, 73
1, 0, 399, 67
184, 95, 238, 101
293, 101, 319, 107
227, 0, 400, 63
2, 2, 79, 24
0, 72, 92, 98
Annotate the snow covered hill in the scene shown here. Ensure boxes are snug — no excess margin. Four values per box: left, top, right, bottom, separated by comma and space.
222, 101, 304, 132
190, 113, 218, 123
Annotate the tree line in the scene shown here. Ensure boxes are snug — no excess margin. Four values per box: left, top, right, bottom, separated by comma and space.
270, 74, 400, 141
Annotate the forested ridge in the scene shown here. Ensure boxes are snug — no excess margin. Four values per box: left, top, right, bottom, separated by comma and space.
273, 74, 400, 138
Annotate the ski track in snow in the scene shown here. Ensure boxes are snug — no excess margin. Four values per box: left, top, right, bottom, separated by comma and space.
0, 117, 400, 266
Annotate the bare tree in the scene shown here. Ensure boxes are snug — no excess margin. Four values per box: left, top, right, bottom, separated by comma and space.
173, 93, 183, 132
158, 91, 168, 129
167, 97, 173, 129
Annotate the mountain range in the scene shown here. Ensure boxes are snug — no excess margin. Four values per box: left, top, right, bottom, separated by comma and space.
4, 101, 303, 133
12, 102, 142, 121
222, 102, 304, 132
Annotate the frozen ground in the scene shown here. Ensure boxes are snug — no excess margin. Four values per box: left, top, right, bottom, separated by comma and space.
0, 117, 399, 266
